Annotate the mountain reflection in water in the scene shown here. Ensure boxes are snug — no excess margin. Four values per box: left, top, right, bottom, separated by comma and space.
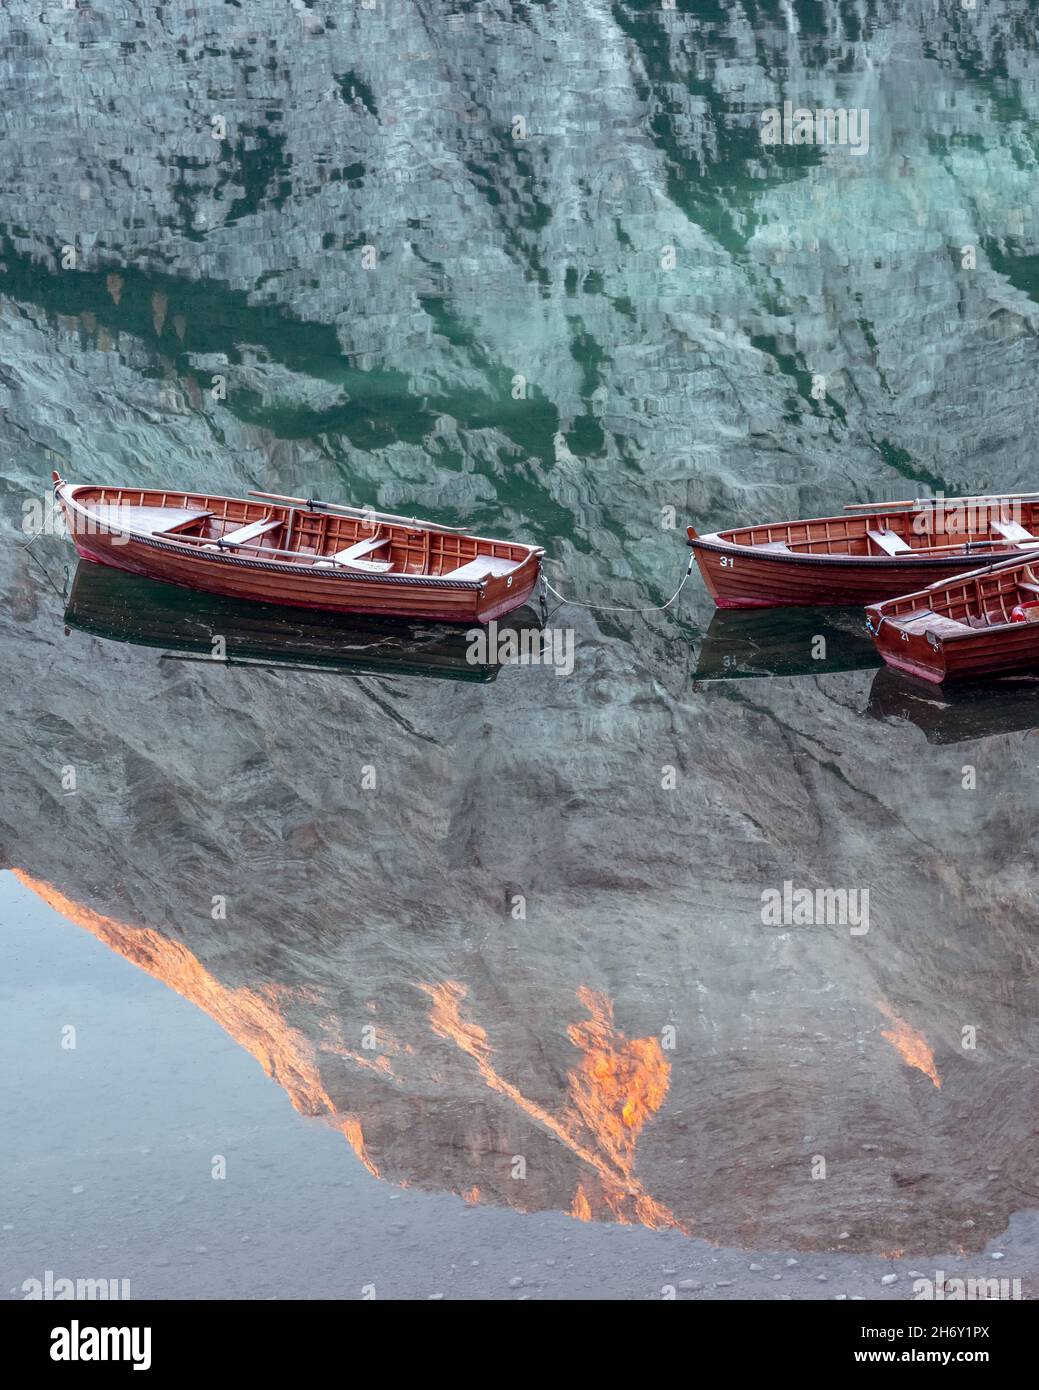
695, 607, 1039, 744
9, 855, 1037, 1256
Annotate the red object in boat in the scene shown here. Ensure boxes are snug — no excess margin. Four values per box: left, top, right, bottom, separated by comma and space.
865, 555, 1039, 683
52, 475, 543, 625
687, 498, 1037, 608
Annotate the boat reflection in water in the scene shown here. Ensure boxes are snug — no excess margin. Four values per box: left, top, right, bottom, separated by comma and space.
63, 561, 543, 683
867, 665, 1039, 744
692, 605, 878, 680
695, 606, 1038, 743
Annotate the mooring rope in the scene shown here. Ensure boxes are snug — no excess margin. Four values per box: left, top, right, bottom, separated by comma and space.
18, 491, 66, 550
26, 545, 68, 602
541, 554, 694, 616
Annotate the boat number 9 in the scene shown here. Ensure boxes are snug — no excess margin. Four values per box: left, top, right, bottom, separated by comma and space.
719, 556, 735, 568
507, 575, 513, 588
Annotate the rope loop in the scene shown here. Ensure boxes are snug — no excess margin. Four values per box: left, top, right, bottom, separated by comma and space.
541, 555, 694, 615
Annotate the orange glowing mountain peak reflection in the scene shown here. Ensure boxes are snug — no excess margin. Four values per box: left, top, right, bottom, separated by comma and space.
571, 1184, 592, 1221
341, 1117, 379, 1177
12, 870, 385, 1161
566, 986, 670, 1173
420, 979, 679, 1232
14, 870, 681, 1233
874, 999, 941, 1089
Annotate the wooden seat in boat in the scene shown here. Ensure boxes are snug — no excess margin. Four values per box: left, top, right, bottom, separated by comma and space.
927, 615, 973, 636
867, 528, 911, 556
991, 519, 1034, 543
442, 556, 518, 581
85, 503, 213, 536
328, 535, 393, 573
218, 517, 281, 547
310, 535, 394, 573
333, 536, 391, 564
897, 608, 969, 637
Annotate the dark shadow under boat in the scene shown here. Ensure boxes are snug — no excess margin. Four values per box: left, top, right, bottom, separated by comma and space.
867, 664, 1039, 744
694, 607, 1039, 741
692, 605, 879, 679
63, 561, 543, 682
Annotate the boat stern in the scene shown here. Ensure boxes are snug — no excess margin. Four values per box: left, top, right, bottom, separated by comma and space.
476, 548, 543, 623
865, 602, 951, 683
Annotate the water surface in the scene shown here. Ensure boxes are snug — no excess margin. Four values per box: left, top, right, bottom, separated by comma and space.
2, 0, 1039, 1296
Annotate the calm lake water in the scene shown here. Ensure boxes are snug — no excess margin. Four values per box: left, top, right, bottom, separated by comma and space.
2, 0, 1039, 1299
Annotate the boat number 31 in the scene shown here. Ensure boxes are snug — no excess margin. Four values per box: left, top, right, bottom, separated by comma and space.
719, 556, 735, 568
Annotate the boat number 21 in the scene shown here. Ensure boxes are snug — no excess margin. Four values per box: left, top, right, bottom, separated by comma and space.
719, 556, 735, 568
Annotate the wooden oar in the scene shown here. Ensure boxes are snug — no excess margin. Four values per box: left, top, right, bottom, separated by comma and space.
248, 489, 469, 535
910, 538, 1014, 554
843, 491, 1039, 514
921, 547, 1039, 588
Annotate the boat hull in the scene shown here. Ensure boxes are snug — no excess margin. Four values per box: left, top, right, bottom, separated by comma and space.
689, 536, 1020, 610
58, 486, 541, 625
865, 608, 1039, 684
865, 552, 1039, 683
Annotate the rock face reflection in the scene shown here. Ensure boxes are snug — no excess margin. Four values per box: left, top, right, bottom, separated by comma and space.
5, 599, 1038, 1254
1, 0, 1039, 1261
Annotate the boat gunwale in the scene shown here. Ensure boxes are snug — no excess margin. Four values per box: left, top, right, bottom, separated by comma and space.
688, 532, 1022, 570
57, 481, 541, 590
698, 494, 1032, 539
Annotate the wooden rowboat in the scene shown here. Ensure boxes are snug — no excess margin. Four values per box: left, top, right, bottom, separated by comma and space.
53, 475, 544, 624
688, 496, 1039, 609
865, 553, 1039, 683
